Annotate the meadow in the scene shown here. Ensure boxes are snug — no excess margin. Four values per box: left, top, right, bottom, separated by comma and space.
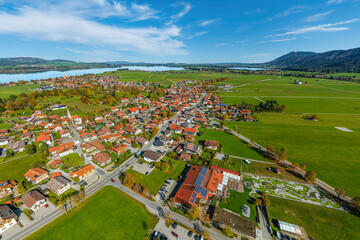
268, 196, 360, 240
0, 83, 41, 98
25, 186, 158, 240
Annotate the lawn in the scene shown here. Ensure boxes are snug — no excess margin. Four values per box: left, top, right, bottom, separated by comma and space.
0, 122, 12, 129
61, 153, 84, 169
126, 160, 186, 195
268, 196, 360, 240
226, 113, 360, 197
26, 186, 158, 240
0, 153, 42, 182
218, 187, 257, 222
66, 100, 109, 114
0, 83, 41, 98
196, 128, 269, 161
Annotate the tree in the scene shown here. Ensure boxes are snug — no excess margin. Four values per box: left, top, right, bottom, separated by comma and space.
165, 212, 172, 227
305, 170, 317, 182
223, 226, 235, 237
71, 195, 81, 207
123, 173, 136, 188
352, 196, 360, 208
203, 230, 209, 239
17, 180, 26, 193
142, 187, 150, 197
300, 163, 306, 170
335, 188, 345, 198
262, 197, 270, 206
277, 147, 287, 161
188, 205, 200, 220
26, 144, 36, 154
79, 189, 86, 200
252, 198, 262, 206
5, 149, 14, 159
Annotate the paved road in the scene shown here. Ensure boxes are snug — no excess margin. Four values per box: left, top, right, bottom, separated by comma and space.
230, 155, 275, 165
257, 206, 272, 240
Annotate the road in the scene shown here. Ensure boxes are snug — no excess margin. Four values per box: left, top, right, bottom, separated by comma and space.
257, 206, 272, 240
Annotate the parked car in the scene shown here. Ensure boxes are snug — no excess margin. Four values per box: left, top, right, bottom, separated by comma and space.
152, 231, 160, 239
111, 179, 115, 182
160, 234, 167, 240
171, 231, 178, 238
274, 167, 281, 174
171, 222, 177, 229
194, 235, 200, 240
145, 172, 149, 175
44, 204, 49, 208
188, 231, 193, 237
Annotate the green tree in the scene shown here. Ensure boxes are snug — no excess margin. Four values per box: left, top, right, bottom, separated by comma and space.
305, 170, 317, 182
188, 205, 199, 220
17, 180, 26, 193
335, 188, 345, 198
352, 196, 360, 208
277, 147, 287, 160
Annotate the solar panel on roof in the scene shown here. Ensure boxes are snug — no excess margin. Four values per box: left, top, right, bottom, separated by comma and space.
190, 192, 197, 203
199, 166, 207, 176
194, 174, 204, 187
195, 185, 208, 198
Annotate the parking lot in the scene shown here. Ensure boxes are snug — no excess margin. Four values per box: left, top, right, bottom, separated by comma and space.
154, 179, 177, 204
153, 218, 199, 240
132, 162, 155, 175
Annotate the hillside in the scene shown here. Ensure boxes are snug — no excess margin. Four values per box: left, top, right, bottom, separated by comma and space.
265, 47, 360, 72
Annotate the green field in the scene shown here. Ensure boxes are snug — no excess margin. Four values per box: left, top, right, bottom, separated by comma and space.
0, 153, 42, 182
219, 187, 256, 222
226, 113, 360, 197
0, 83, 41, 98
26, 186, 158, 240
61, 153, 84, 169
196, 128, 269, 161
0, 122, 12, 129
127, 160, 186, 195
268, 196, 360, 240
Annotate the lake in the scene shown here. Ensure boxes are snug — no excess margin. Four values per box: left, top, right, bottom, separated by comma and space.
0, 66, 185, 83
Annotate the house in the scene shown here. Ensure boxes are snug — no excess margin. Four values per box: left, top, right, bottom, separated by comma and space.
135, 136, 149, 146
128, 107, 139, 114
70, 164, 95, 180
142, 150, 163, 163
96, 127, 111, 136
183, 126, 198, 135
49, 159, 63, 169
0, 180, 17, 199
12, 140, 26, 153
21, 190, 46, 211
71, 115, 82, 124
20, 132, 34, 140
46, 176, 71, 196
110, 143, 128, 155
89, 140, 106, 152
24, 168, 49, 184
51, 104, 67, 110
59, 129, 71, 138
204, 140, 219, 150
36, 134, 52, 145
183, 142, 202, 155
48, 142, 74, 157
0, 205, 18, 233
0, 137, 9, 146
93, 152, 112, 167
179, 152, 191, 161
173, 165, 223, 206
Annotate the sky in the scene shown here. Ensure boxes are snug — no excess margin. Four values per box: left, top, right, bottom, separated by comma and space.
0, 0, 359, 63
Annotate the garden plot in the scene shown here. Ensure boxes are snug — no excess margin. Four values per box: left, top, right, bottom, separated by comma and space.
244, 175, 341, 209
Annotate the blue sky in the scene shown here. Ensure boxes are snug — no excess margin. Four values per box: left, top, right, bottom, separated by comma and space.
0, 0, 359, 63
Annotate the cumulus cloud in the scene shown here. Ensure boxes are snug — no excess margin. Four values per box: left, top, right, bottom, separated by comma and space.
267, 19, 359, 37
0, 7, 187, 55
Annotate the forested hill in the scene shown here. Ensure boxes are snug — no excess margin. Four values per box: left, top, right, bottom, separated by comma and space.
265, 47, 360, 72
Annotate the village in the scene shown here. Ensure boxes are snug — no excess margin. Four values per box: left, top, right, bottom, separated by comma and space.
0, 75, 333, 240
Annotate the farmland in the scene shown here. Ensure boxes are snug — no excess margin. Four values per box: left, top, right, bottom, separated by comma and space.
26, 186, 158, 240
268, 196, 360, 240
220, 75, 360, 197
0, 83, 41, 98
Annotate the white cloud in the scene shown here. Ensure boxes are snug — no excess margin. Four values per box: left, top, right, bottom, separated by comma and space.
305, 10, 333, 22
327, 0, 345, 4
198, 18, 220, 27
171, 2, 192, 20
258, 38, 297, 43
0, 7, 187, 55
185, 31, 208, 39
267, 19, 359, 37
270, 5, 306, 20
62, 48, 93, 54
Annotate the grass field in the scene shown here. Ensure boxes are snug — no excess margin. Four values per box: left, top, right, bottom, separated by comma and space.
219, 187, 256, 222
0, 83, 41, 98
196, 128, 269, 161
26, 186, 158, 240
61, 153, 84, 168
268, 196, 360, 240
0, 154, 42, 182
0, 122, 12, 129
127, 160, 186, 195
226, 113, 360, 197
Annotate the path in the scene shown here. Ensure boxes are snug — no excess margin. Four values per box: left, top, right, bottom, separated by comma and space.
254, 97, 265, 103
229, 155, 275, 165
257, 206, 272, 240
0, 154, 30, 165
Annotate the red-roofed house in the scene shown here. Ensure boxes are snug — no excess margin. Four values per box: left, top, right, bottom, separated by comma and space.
24, 168, 49, 184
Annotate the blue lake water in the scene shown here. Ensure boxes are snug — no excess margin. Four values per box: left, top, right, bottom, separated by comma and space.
0, 66, 185, 83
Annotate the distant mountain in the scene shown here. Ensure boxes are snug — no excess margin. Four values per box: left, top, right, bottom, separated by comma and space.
265, 47, 360, 71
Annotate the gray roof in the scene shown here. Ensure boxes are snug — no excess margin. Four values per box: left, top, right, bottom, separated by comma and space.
13, 140, 25, 150
142, 150, 162, 161
0, 205, 17, 221
46, 176, 71, 193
